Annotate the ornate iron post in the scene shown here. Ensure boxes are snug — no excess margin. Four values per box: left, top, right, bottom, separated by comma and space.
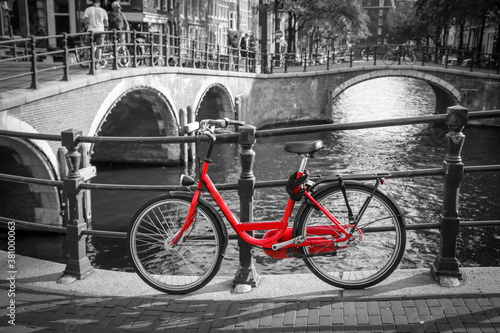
233, 125, 260, 292
58, 129, 95, 283
431, 105, 469, 286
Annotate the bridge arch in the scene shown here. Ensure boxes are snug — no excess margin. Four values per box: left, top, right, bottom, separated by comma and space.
89, 82, 181, 165
195, 83, 235, 121
329, 69, 462, 114
0, 115, 61, 226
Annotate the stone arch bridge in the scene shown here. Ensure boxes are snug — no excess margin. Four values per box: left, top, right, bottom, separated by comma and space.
0, 65, 499, 225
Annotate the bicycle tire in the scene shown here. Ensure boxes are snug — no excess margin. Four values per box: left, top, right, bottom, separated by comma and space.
76, 48, 91, 68
404, 53, 416, 65
127, 194, 226, 294
382, 53, 396, 65
295, 181, 406, 289
117, 45, 130, 67
144, 45, 164, 66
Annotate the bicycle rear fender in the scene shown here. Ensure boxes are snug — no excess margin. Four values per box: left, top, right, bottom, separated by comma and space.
170, 191, 229, 244
294, 180, 406, 228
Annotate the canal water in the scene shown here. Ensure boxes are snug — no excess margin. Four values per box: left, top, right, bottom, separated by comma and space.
7, 77, 500, 275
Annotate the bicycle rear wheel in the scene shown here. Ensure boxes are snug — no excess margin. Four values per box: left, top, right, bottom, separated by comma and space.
127, 194, 226, 294
404, 53, 416, 65
295, 182, 405, 289
382, 53, 396, 65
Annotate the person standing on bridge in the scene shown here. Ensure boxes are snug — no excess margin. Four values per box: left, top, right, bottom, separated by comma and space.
108, 2, 129, 43
83, 0, 109, 65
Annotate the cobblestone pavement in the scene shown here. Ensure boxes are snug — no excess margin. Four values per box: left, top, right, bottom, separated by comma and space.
1, 285, 499, 332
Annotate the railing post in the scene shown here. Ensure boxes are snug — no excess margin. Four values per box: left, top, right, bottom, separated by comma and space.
431, 105, 469, 287
112, 29, 118, 70
374, 46, 377, 66
217, 45, 221, 70
89, 31, 96, 75
29, 36, 39, 89
132, 30, 138, 68
62, 33, 70, 81
191, 40, 196, 68
233, 125, 260, 293
58, 129, 94, 283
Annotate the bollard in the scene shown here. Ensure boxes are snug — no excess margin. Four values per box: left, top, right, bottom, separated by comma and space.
431, 105, 469, 286
233, 125, 260, 292
58, 129, 95, 283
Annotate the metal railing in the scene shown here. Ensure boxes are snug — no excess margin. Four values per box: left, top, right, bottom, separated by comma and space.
1, 31, 499, 91
0, 107, 500, 285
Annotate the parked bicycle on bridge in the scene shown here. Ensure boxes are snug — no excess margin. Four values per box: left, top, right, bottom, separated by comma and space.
383, 45, 416, 65
131, 27, 164, 66
74, 29, 130, 69
127, 118, 406, 294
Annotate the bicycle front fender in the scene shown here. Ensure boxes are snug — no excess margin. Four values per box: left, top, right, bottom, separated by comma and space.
170, 191, 229, 243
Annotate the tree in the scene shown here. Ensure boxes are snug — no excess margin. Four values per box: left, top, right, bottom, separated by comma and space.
259, 0, 368, 53
387, 2, 428, 45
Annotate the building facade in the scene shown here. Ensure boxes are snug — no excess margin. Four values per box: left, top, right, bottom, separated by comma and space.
361, 0, 396, 45
0, 0, 258, 51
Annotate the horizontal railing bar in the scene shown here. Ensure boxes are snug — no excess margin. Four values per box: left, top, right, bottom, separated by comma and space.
1, 218, 498, 240
2, 165, 499, 191
0, 217, 66, 233
0, 129, 62, 141
81, 229, 126, 239
0, 172, 63, 187
460, 220, 500, 227
255, 114, 448, 138
463, 165, 500, 173
0, 110, 498, 145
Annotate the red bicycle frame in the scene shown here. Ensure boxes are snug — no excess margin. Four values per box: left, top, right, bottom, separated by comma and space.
170, 148, 355, 250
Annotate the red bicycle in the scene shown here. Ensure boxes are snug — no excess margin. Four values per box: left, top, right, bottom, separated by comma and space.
127, 119, 406, 294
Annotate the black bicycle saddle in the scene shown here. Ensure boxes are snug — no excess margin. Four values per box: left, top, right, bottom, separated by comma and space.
284, 140, 324, 154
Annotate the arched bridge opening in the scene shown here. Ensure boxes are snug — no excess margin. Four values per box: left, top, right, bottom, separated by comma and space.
0, 136, 61, 226
91, 87, 181, 166
330, 70, 462, 115
195, 84, 235, 121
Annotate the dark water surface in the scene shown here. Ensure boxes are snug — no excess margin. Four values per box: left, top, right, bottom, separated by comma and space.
5, 77, 500, 275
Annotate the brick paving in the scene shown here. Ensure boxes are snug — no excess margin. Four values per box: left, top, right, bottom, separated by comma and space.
1, 286, 499, 332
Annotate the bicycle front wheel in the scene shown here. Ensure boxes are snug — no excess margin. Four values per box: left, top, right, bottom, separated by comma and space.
117, 45, 130, 67
382, 53, 396, 65
127, 194, 226, 294
403, 53, 416, 65
295, 182, 405, 289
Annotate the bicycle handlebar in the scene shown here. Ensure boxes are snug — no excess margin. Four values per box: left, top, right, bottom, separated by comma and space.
200, 118, 245, 129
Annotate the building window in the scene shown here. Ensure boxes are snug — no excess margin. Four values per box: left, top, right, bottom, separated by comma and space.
378, 18, 383, 25
379, 9, 383, 16
379, 0, 384, 6
377, 37, 382, 44
378, 27, 382, 35
229, 11, 236, 30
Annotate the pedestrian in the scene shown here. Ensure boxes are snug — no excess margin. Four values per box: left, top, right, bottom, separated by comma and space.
83, 0, 108, 62
240, 33, 248, 58
108, 1, 129, 42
